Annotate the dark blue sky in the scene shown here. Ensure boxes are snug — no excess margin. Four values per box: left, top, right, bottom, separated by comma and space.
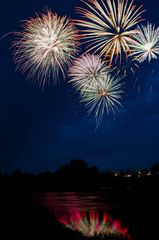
0, 0, 159, 173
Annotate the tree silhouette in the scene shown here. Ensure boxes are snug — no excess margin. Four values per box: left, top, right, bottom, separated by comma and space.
151, 163, 159, 175
140, 168, 149, 177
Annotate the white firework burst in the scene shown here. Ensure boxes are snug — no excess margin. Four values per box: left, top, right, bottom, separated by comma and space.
130, 23, 159, 62
81, 73, 123, 122
69, 54, 109, 91
69, 54, 123, 123
12, 10, 79, 86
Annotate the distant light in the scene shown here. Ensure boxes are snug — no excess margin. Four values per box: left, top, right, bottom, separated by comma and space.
125, 174, 131, 178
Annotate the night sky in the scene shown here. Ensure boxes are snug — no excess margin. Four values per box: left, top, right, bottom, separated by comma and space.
1, 0, 159, 173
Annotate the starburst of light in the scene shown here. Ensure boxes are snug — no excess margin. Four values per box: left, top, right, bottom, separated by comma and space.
130, 23, 159, 62
69, 54, 109, 91
12, 10, 79, 86
81, 72, 123, 123
76, 0, 144, 64
69, 54, 123, 123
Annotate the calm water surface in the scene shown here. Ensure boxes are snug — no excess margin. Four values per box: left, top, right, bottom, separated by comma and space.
0, 190, 157, 239
32, 190, 157, 240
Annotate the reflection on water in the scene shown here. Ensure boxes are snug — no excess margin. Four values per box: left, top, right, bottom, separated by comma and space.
44, 192, 112, 212
58, 210, 130, 239
33, 192, 131, 239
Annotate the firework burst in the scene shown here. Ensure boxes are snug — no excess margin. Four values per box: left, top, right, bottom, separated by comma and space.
69, 54, 123, 123
69, 54, 109, 91
76, 0, 144, 64
130, 23, 159, 62
81, 72, 123, 123
12, 10, 79, 86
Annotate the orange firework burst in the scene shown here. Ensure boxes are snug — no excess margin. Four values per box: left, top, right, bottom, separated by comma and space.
76, 0, 144, 65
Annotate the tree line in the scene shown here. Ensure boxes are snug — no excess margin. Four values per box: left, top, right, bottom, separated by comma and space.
0, 160, 159, 190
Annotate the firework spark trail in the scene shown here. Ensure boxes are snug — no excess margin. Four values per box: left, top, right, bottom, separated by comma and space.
76, 0, 144, 64
69, 54, 124, 124
112, 60, 139, 77
12, 10, 79, 86
130, 23, 159, 63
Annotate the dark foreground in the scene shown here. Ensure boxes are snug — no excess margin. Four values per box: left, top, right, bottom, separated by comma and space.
0, 178, 159, 240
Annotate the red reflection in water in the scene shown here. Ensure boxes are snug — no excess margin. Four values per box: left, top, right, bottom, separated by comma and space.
58, 210, 131, 239
41, 192, 131, 239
